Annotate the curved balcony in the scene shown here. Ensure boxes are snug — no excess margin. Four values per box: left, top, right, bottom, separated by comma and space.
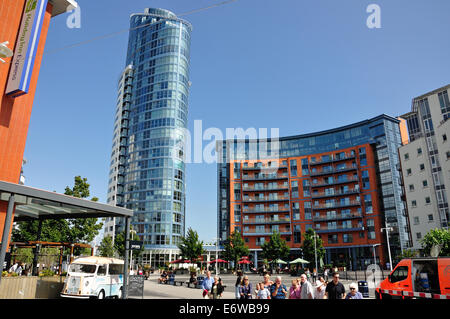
310, 164, 358, 177
309, 153, 356, 166
243, 229, 291, 236
242, 196, 290, 203
312, 200, 361, 210
312, 212, 363, 222
314, 226, 364, 234
311, 176, 359, 188
242, 164, 288, 171
242, 217, 291, 225
242, 185, 289, 192
242, 174, 289, 181
242, 208, 290, 214
311, 188, 360, 199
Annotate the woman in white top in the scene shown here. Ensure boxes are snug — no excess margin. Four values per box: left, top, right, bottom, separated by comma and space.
315, 276, 327, 299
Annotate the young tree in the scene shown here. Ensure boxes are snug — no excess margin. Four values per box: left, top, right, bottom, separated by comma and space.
223, 231, 249, 270
421, 228, 450, 257
177, 228, 205, 264
12, 176, 103, 255
301, 229, 325, 269
261, 231, 289, 270
113, 229, 143, 259
98, 235, 115, 257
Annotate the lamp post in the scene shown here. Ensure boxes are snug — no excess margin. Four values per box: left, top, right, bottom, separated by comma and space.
313, 230, 318, 273
213, 237, 221, 275
381, 227, 393, 271
372, 243, 381, 266
130, 229, 136, 274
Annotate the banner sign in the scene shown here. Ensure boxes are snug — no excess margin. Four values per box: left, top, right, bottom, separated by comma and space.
6, 0, 48, 97
130, 240, 144, 251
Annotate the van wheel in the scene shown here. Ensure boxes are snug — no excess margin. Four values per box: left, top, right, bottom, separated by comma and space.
97, 290, 105, 300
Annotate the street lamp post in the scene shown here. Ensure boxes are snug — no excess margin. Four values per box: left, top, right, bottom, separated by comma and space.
381, 227, 393, 271
313, 230, 318, 273
213, 237, 221, 275
372, 243, 381, 266
130, 229, 136, 274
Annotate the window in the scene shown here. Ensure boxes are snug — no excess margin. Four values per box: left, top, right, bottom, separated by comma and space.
428, 214, 434, 222
443, 134, 447, 142
413, 216, 419, 225
417, 148, 422, 155
404, 153, 409, 160
343, 234, 353, 243
422, 180, 428, 188
416, 232, 422, 240
109, 264, 123, 275
290, 160, 297, 177
409, 184, 414, 192
328, 234, 338, 244
97, 265, 107, 276
420, 164, 425, 171
425, 197, 431, 204
361, 170, 370, 189
294, 225, 301, 243
406, 168, 412, 176
389, 266, 408, 283
411, 200, 417, 207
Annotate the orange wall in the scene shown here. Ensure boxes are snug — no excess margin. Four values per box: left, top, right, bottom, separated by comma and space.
0, 0, 53, 250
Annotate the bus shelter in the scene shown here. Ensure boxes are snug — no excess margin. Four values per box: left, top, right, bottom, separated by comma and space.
0, 180, 134, 298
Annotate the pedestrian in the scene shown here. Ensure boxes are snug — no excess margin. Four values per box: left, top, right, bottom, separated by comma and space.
8, 262, 18, 274
312, 268, 317, 282
299, 274, 314, 299
325, 272, 346, 300
270, 276, 288, 299
201, 271, 215, 299
315, 276, 327, 299
239, 275, 253, 299
289, 279, 301, 299
235, 270, 243, 299
345, 283, 363, 299
263, 274, 273, 289
324, 268, 329, 281
305, 268, 311, 282
210, 276, 224, 299
256, 282, 271, 299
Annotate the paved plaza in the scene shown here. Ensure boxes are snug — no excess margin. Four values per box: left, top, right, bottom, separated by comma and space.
137, 273, 377, 299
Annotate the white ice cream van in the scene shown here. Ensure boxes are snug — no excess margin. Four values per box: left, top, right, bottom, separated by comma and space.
61, 256, 124, 299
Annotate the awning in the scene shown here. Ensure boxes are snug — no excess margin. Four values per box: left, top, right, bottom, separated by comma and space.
0, 180, 133, 221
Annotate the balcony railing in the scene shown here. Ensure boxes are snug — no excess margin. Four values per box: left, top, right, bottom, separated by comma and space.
242, 185, 289, 192
314, 226, 364, 234
242, 174, 289, 181
312, 212, 363, 222
312, 200, 361, 210
311, 177, 359, 187
311, 188, 360, 198
243, 229, 291, 236
242, 164, 288, 171
242, 196, 290, 203
309, 153, 356, 166
242, 217, 291, 224
310, 164, 358, 177
242, 208, 290, 214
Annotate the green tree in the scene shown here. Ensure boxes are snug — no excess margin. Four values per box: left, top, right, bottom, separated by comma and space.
420, 228, 450, 257
98, 235, 115, 257
301, 229, 325, 269
223, 231, 249, 270
396, 248, 419, 260
177, 228, 205, 264
12, 176, 102, 254
261, 231, 289, 270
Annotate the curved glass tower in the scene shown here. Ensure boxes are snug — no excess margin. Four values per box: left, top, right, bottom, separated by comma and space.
107, 8, 192, 267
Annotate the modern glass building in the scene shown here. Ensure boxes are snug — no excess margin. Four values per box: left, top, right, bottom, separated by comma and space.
217, 115, 411, 270
106, 8, 192, 267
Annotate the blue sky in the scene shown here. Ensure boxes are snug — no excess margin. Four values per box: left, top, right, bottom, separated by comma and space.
24, 0, 450, 242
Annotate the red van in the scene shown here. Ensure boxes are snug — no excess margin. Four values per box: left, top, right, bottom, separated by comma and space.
376, 257, 450, 299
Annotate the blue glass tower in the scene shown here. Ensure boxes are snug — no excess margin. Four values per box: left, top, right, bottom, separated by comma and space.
107, 8, 192, 267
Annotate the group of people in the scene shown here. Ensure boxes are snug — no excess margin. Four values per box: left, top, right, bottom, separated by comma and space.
201, 271, 224, 299
7, 262, 28, 276
234, 271, 363, 299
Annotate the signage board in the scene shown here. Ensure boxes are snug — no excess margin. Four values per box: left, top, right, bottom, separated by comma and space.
6, 0, 49, 97
130, 240, 143, 251
128, 275, 145, 299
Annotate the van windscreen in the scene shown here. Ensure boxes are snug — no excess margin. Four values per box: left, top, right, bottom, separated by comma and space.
69, 264, 97, 274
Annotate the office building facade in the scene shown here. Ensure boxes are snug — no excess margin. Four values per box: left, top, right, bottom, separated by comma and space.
399, 84, 450, 250
106, 8, 192, 266
217, 115, 411, 270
